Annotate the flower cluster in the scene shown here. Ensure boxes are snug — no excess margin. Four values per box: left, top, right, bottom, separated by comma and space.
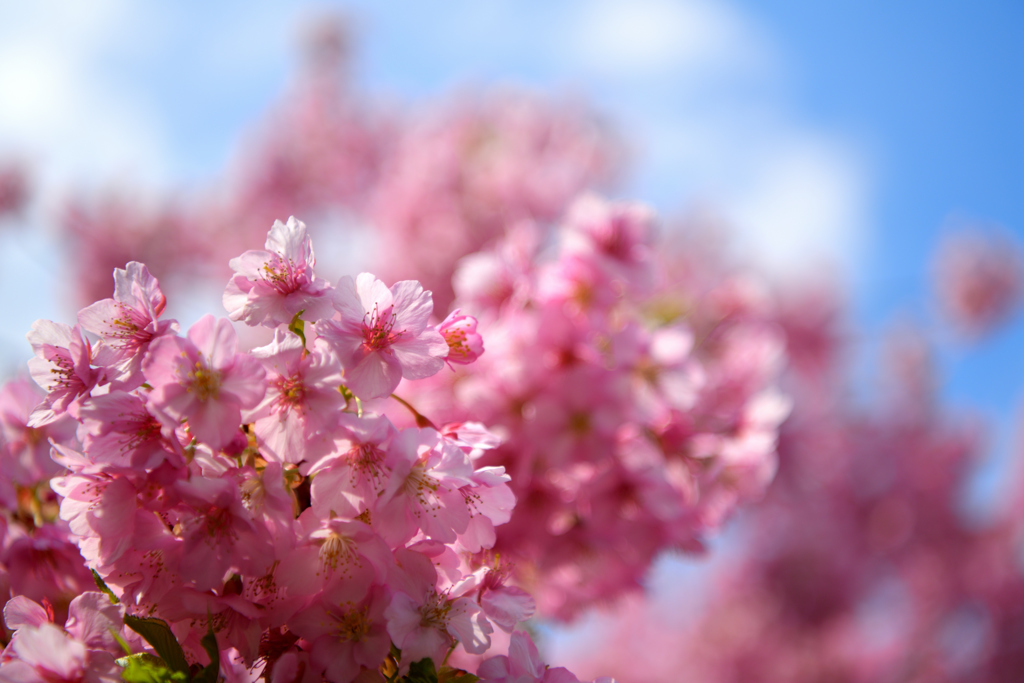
552, 298, 1024, 683
0, 218, 619, 683
407, 194, 790, 619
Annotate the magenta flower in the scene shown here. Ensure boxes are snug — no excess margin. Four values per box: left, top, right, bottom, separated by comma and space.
142, 314, 266, 450
224, 216, 335, 327
175, 475, 274, 592
77, 261, 178, 388
315, 273, 448, 399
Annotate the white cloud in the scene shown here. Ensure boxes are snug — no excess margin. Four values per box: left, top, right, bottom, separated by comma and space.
725, 137, 868, 278
563, 0, 869, 280
0, 0, 172, 192
570, 0, 776, 78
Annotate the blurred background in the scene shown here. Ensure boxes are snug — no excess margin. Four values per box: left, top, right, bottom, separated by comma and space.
0, 0, 1022, 676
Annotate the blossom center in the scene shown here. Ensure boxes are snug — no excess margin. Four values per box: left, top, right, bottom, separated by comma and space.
402, 463, 441, 508
419, 591, 452, 629
333, 604, 371, 642
318, 532, 358, 575
202, 507, 234, 541
261, 257, 307, 295
120, 414, 163, 454
362, 304, 401, 351
348, 443, 387, 489
187, 362, 222, 401
239, 477, 267, 511
443, 327, 471, 361
272, 375, 306, 412
45, 349, 75, 390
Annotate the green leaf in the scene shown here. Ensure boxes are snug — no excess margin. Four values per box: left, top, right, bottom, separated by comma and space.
190, 625, 220, 683
438, 666, 479, 683
123, 615, 190, 676
402, 658, 439, 683
288, 311, 307, 348
118, 653, 189, 683
92, 570, 120, 604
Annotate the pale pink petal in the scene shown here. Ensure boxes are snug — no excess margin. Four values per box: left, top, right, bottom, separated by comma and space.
481, 587, 535, 632
389, 280, 433, 333
391, 333, 448, 380
331, 276, 365, 325
354, 273, 393, 315
188, 399, 242, 449
3, 597, 48, 631
346, 352, 402, 400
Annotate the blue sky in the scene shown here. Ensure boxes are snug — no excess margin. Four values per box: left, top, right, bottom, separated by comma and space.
744, 1, 1024, 431
0, 0, 1021, 664
0, 0, 1021, 474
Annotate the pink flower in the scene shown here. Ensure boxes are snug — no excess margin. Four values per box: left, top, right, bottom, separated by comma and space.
315, 273, 448, 399
477, 562, 535, 633
50, 469, 137, 570
142, 315, 266, 450
438, 309, 484, 366
247, 331, 346, 464
477, 630, 606, 683
26, 321, 103, 427
375, 428, 475, 546
932, 228, 1024, 338
276, 514, 392, 600
0, 378, 75, 489
384, 549, 493, 664
0, 522, 95, 612
77, 261, 178, 388
287, 583, 392, 683
224, 217, 335, 327
307, 413, 394, 520
1, 593, 125, 683
0, 163, 28, 218
77, 390, 185, 470
175, 474, 274, 592
560, 193, 654, 292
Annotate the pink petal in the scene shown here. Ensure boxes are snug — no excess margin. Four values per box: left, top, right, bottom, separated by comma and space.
346, 352, 402, 400
389, 280, 434, 334
3, 597, 48, 631
391, 333, 448, 380
481, 587, 535, 632
354, 273, 393, 316
188, 398, 242, 450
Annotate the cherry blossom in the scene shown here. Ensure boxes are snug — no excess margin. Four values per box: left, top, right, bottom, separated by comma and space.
143, 314, 266, 449
77, 261, 178, 388
225, 216, 336, 327
438, 309, 484, 366
315, 273, 448, 399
